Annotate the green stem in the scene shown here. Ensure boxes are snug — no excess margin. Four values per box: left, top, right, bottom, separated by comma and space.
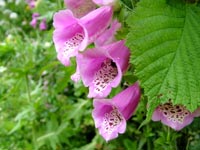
25, 73, 31, 103
25, 74, 37, 149
167, 126, 170, 143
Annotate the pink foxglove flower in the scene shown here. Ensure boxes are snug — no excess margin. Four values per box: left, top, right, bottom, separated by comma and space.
32, 13, 40, 18
95, 20, 121, 47
30, 18, 37, 28
92, 82, 141, 141
76, 40, 130, 98
64, 0, 96, 18
152, 102, 200, 130
26, 0, 36, 9
93, 0, 116, 6
39, 18, 47, 30
30, 13, 40, 28
53, 6, 113, 66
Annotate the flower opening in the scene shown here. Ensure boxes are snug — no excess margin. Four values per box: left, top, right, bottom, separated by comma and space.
93, 59, 118, 94
158, 102, 190, 124
152, 102, 200, 130
63, 33, 84, 57
102, 106, 123, 134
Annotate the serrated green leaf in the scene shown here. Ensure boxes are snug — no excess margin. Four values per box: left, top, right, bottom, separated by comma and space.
126, 0, 200, 119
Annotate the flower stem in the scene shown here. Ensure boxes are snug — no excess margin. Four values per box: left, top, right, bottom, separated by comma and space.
167, 126, 171, 143
25, 73, 31, 103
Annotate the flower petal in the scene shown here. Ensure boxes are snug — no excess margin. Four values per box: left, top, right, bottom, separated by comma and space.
53, 9, 77, 29
95, 19, 121, 47
92, 0, 116, 6
39, 18, 47, 30
71, 64, 81, 83
112, 82, 141, 120
80, 6, 113, 45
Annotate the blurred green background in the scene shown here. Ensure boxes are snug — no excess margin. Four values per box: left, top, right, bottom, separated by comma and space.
0, 0, 200, 150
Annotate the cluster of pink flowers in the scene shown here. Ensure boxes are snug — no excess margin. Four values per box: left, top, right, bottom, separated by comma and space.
29, 13, 47, 30
25, 1, 47, 30
53, 0, 141, 141
52, 0, 200, 141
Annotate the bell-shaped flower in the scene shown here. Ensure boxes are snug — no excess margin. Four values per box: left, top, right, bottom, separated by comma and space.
30, 13, 40, 28
39, 18, 47, 30
64, 0, 96, 18
93, 0, 116, 6
26, 0, 36, 9
152, 102, 200, 131
92, 82, 141, 141
94, 19, 121, 47
76, 40, 130, 98
30, 18, 37, 28
53, 6, 113, 66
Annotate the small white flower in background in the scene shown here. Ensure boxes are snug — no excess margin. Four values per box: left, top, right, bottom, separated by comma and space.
7, 34, 13, 40
7, 0, 13, 3
3, 9, 11, 15
10, 12, 18, 19
22, 20, 27, 26
44, 42, 51, 48
6, 34, 13, 42
0, 20, 5, 26
0, 0, 6, 7
0, 66, 7, 73
15, 0, 21, 5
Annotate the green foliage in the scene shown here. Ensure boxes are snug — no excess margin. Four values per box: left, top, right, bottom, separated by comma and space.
126, 0, 200, 119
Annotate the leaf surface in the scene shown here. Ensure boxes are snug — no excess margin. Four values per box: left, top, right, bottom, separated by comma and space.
126, 0, 200, 119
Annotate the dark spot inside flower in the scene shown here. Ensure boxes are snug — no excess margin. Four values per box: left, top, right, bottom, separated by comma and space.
170, 110, 176, 113
164, 106, 169, 110
177, 109, 182, 112
185, 112, 189, 115
111, 61, 117, 68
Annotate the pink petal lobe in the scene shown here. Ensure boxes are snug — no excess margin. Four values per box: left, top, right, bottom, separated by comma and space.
112, 82, 141, 120
95, 20, 121, 47
80, 6, 113, 44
